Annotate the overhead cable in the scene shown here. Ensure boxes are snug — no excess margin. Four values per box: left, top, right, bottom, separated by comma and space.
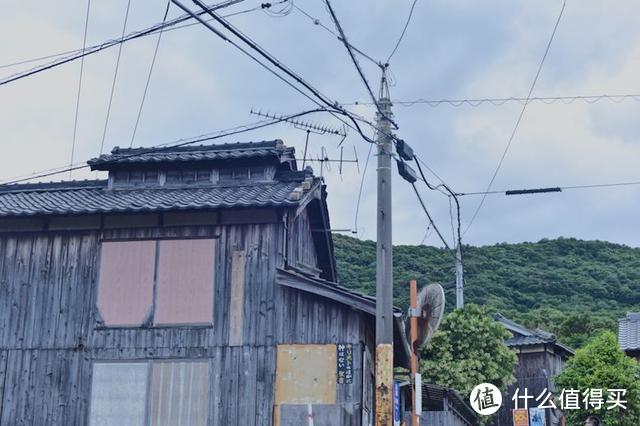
69, 0, 92, 179
0, 0, 246, 87
291, 3, 379, 67
386, 0, 419, 63
345, 93, 640, 108
0, 108, 328, 186
129, 1, 171, 147
457, 181, 640, 196
322, 0, 398, 129
98, 0, 132, 156
172, 0, 375, 144
463, 0, 567, 236
0, 1, 283, 73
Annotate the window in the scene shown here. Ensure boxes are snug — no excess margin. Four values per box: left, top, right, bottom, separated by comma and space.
111, 171, 159, 186
97, 241, 155, 326
164, 169, 211, 185
97, 239, 215, 326
196, 170, 211, 182
155, 239, 215, 325
90, 361, 209, 426
218, 166, 265, 183
90, 363, 148, 426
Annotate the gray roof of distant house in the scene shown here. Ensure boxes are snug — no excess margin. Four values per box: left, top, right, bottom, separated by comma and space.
0, 177, 317, 217
494, 313, 574, 355
618, 312, 640, 351
88, 140, 294, 170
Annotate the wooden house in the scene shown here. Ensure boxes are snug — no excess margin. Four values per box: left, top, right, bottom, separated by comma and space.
0, 140, 410, 425
493, 314, 574, 426
618, 312, 640, 361
417, 383, 476, 426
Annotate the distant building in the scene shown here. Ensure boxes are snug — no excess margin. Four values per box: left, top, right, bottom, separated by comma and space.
618, 312, 640, 361
418, 383, 477, 425
0, 141, 411, 425
493, 314, 574, 426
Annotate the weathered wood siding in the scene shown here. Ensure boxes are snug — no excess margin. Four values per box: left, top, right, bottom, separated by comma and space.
0, 211, 372, 425
275, 285, 372, 425
0, 222, 281, 425
287, 209, 319, 274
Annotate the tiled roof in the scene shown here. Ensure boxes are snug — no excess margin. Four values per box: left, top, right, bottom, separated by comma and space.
88, 140, 294, 170
0, 179, 318, 217
618, 312, 640, 351
494, 313, 574, 355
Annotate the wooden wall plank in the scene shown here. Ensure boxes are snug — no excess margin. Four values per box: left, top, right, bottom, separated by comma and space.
228, 251, 246, 346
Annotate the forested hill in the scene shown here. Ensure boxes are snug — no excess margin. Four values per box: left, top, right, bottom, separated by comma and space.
333, 234, 640, 348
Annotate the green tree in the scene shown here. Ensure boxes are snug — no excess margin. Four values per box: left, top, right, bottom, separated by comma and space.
419, 304, 517, 397
554, 332, 640, 426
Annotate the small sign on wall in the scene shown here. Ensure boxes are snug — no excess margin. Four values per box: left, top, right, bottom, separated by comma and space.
336, 343, 353, 384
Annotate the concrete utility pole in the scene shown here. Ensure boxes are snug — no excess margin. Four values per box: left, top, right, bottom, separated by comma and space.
455, 244, 464, 309
375, 70, 395, 426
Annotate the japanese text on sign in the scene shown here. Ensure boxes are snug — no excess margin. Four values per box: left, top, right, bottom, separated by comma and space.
336, 343, 353, 384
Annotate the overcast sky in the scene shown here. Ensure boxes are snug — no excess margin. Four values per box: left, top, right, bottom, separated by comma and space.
2, 1, 640, 247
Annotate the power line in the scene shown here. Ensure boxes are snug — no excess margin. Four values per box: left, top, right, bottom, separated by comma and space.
457, 181, 640, 196
129, 1, 171, 147
0, 0, 246, 88
0, 2, 277, 73
353, 140, 374, 235
99, 0, 132, 156
172, 0, 376, 144
0, 108, 328, 186
345, 93, 640, 108
69, 0, 92, 179
386, 0, 418, 63
410, 181, 452, 251
322, 0, 398, 130
291, 3, 379, 67
463, 0, 567, 236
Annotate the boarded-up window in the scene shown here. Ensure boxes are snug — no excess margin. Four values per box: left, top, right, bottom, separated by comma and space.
90, 361, 209, 426
90, 363, 148, 426
97, 240, 155, 326
275, 345, 337, 405
155, 239, 215, 325
150, 362, 209, 426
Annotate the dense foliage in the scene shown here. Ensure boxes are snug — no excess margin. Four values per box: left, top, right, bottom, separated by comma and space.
554, 332, 640, 426
419, 304, 517, 397
333, 234, 640, 348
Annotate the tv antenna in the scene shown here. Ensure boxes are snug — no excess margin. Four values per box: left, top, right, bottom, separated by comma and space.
303, 145, 359, 178
250, 109, 347, 136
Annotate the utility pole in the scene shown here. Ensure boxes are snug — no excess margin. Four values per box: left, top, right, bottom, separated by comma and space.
375, 69, 395, 426
455, 244, 464, 309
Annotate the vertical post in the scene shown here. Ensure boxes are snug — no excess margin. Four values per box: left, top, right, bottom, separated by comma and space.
455, 244, 464, 309
375, 75, 394, 425
409, 280, 420, 426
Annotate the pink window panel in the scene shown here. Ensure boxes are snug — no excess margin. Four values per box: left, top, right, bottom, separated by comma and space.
97, 240, 155, 326
155, 239, 215, 325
